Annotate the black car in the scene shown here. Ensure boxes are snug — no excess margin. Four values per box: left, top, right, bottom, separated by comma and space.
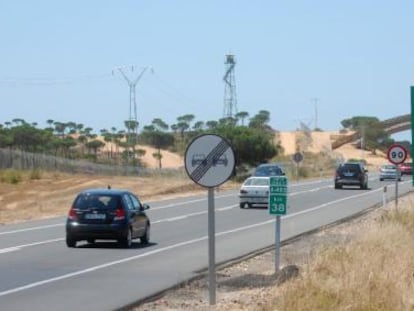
334, 162, 368, 189
253, 163, 285, 177
66, 188, 151, 248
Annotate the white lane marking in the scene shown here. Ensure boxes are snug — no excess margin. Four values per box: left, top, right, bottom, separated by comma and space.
0, 238, 64, 254
0, 235, 207, 297
0, 180, 330, 236
0, 183, 400, 297
284, 187, 384, 218
0, 247, 20, 254
0, 224, 63, 236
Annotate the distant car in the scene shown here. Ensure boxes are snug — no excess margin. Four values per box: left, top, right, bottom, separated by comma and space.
239, 176, 270, 208
253, 163, 285, 177
379, 164, 401, 181
334, 162, 368, 189
398, 162, 412, 175
66, 188, 151, 248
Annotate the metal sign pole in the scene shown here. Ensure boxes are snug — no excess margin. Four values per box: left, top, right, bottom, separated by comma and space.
275, 215, 281, 273
395, 177, 399, 209
208, 187, 216, 305
184, 134, 236, 307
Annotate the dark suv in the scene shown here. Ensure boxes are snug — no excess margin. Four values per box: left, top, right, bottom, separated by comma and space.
334, 162, 368, 189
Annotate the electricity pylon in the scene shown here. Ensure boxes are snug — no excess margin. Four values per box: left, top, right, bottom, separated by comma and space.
114, 65, 150, 149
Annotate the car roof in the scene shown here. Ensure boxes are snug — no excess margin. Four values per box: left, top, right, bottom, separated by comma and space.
78, 188, 131, 196
256, 163, 282, 168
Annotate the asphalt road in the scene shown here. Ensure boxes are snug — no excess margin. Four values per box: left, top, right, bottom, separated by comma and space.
0, 174, 412, 310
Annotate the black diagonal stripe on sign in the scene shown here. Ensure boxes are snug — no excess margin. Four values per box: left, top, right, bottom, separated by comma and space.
190, 140, 229, 182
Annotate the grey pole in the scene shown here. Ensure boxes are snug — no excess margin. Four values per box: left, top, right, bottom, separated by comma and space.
275, 215, 281, 273
208, 187, 216, 305
395, 176, 399, 209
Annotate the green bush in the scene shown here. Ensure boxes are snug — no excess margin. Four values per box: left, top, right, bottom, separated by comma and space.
0, 169, 23, 184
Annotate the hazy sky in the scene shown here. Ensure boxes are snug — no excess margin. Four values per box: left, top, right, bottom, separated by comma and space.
1, 1, 413, 141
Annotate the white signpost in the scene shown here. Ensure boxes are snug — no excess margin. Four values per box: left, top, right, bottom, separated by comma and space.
387, 144, 408, 208
269, 176, 288, 273
184, 134, 235, 305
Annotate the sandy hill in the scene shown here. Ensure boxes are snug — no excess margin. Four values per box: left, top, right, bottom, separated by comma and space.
99, 131, 391, 169
275, 131, 390, 169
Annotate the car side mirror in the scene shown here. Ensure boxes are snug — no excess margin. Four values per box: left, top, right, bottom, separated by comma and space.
141, 203, 150, 211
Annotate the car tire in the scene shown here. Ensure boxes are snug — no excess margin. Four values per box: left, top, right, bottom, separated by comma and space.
120, 228, 132, 248
334, 184, 341, 189
87, 239, 95, 244
141, 225, 150, 245
240, 202, 246, 209
66, 237, 77, 248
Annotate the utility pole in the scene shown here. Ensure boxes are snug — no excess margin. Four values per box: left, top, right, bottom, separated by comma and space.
311, 98, 319, 130
113, 65, 150, 159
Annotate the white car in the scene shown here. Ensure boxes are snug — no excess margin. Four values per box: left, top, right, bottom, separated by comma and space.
239, 176, 270, 208
379, 164, 401, 181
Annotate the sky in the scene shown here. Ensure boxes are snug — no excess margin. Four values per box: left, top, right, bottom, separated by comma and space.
1, 1, 413, 141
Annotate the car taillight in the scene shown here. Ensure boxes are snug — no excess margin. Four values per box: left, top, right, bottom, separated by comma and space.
114, 207, 126, 221
68, 207, 77, 220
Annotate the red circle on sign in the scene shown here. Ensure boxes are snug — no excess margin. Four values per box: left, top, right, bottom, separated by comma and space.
387, 144, 407, 165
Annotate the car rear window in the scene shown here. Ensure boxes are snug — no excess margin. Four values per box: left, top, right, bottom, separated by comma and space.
245, 178, 269, 186
254, 165, 283, 176
74, 194, 120, 210
338, 164, 362, 173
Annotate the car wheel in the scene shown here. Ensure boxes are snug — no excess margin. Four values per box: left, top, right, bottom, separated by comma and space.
141, 224, 150, 244
334, 184, 341, 189
120, 227, 132, 248
66, 237, 76, 248
87, 239, 95, 244
240, 202, 246, 209
380, 178, 383, 181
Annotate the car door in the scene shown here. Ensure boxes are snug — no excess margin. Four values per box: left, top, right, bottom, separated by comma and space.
128, 193, 147, 237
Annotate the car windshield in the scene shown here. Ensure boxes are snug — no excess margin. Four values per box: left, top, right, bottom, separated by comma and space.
244, 178, 269, 186
254, 165, 283, 176
382, 165, 396, 170
74, 194, 120, 210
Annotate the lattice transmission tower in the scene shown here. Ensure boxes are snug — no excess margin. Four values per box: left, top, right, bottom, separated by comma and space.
113, 65, 149, 145
223, 54, 238, 119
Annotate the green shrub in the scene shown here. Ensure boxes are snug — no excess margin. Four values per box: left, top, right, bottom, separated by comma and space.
0, 169, 23, 184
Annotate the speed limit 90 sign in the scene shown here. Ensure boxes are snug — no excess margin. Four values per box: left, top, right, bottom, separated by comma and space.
387, 144, 408, 165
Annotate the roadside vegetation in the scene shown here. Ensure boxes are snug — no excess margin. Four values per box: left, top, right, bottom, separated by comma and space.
267, 204, 414, 311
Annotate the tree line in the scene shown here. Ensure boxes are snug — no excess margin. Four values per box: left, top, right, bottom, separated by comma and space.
0, 110, 280, 169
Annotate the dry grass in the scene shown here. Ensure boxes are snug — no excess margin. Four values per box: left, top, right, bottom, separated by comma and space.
266, 202, 414, 311
0, 170, 239, 224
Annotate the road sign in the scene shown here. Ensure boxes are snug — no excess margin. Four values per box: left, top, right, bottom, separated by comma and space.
292, 152, 304, 164
184, 134, 236, 188
269, 176, 288, 215
387, 144, 408, 165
